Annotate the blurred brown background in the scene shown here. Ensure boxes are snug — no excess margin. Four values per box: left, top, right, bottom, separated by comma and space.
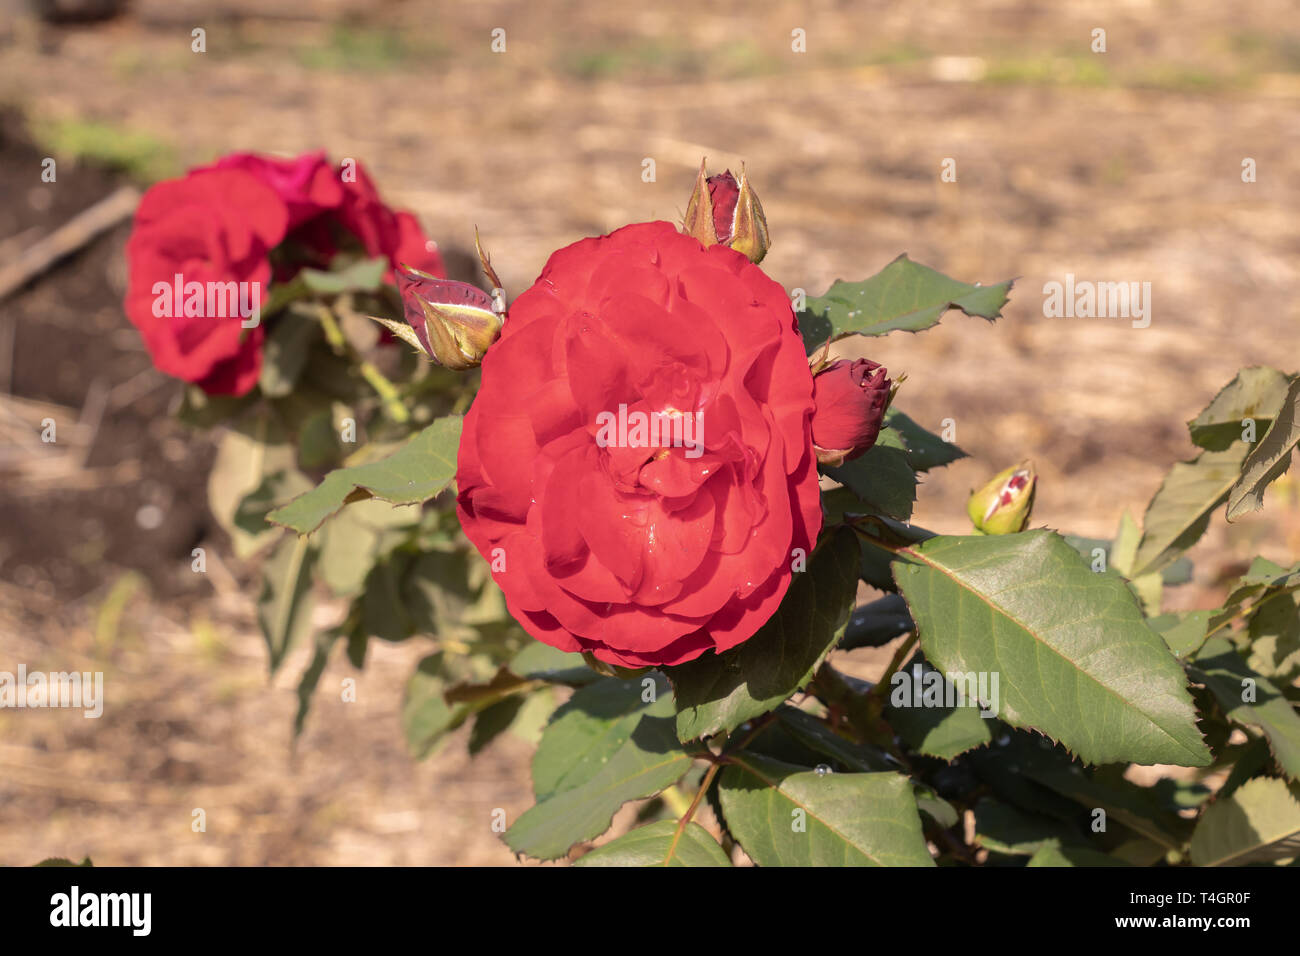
1, 0, 1298, 865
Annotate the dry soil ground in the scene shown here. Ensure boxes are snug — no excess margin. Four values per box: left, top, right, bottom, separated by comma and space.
1, 0, 1298, 865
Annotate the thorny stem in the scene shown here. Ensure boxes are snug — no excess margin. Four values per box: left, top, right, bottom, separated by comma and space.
313, 303, 411, 424
663, 713, 780, 863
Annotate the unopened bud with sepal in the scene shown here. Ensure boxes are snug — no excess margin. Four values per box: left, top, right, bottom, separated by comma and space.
371, 264, 503, 370
681, 159, 771, 264
967, 460, 1037, 534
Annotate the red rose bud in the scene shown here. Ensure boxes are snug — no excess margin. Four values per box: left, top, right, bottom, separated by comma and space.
374, 264, 502, 370
681, 160, 771, 263
967, 461, 1037, 535
811, 359, 892, 466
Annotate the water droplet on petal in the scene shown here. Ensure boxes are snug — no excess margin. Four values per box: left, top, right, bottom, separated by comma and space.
814, 764, 833, 777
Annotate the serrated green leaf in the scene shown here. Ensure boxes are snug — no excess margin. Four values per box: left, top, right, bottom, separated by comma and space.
1131, 444, 1251, 580
885, 661, 995, 760
1148, 610, 1211, 659
885, 409, 967, 470
505, 705, 695, 860
802, 254, 1012, 351
987, 737, 1194, 849
893, 531, 1210, 767
573, 820, 731, 867
669, 528, 860, 742
717, 753, 934, 866
1246, 591, 1300, 683
1227, 374, 1300, 519
826, 443, 917, 519
532, 676, 669, 800
1190, 639, 1300, 780
973, 797, 1080, 855
1189, 777, 1300, 866
1209, 558, 1300, 634
1187, 366, 1292, 451
771, 705, 895, 772
1219, 736, 1275, 801
269, 415, 462, 534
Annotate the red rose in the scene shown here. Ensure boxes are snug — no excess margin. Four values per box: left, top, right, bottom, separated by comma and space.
209, 151, 343, 229
124, 168, 288, 396
202, 152, 445, 279
811, 358, 891, 465
456, 221, 822, 668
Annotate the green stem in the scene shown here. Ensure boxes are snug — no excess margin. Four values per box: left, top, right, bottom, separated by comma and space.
358, 360, 410, 423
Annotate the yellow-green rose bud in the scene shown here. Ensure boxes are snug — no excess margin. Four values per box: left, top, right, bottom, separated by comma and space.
967, 461, 1037, 534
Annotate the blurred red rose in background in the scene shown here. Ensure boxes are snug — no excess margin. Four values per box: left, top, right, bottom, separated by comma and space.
204, 152, 445, 280
125, 152, 446, 395
456, 221, 821, 668
124, 167, 287, 396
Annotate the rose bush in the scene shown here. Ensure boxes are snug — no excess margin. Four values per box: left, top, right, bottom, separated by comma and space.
456, 221, 822, 668
124, 151, 444, 396
220, 162, 1297, 869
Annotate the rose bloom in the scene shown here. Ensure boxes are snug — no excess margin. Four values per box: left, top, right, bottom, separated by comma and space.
126, 152, 445, 396
208, 152, 445, 280
456, 221, 822, 668
124, 168, 287, 396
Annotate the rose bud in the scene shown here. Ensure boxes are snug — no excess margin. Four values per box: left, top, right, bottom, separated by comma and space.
681, 160, 771, 264
371, 264, 503, 370
967, 461, 1037, 535
811, 359, 893, 466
